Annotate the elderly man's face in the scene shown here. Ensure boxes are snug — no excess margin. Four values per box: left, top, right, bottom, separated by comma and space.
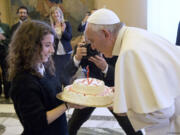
85, 24, 113, 57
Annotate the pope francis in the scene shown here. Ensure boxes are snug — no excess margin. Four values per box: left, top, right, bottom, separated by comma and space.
85, 8, 180, 135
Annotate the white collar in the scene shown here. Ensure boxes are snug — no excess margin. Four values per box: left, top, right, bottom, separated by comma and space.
19, 20, 23, 24
112, 26, 127, 56
38, 64, 45, 76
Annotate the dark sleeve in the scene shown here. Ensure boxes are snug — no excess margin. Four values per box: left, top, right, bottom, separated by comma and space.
64, 45, 85, 78
10, 23, 18, 39
4, 24, 10, 45
77, 23, 86, 32
11, 80, 48, 132
176, 22, 180, 45
64, 57, 79, 78
103, 56, 118, 87
61, 21, 72, 41
103, 65, 115, 87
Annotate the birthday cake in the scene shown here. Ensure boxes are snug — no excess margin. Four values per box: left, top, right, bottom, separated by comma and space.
57, 78, 114, 107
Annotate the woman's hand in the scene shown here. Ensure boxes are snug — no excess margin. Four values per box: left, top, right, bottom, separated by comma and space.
66, 102, 86, 109
111, 87, 115, 93
61, 22, 66, 32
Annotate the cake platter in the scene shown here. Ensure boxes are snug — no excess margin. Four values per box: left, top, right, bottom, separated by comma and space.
56, 92, 113, 107
56, 77, 114, 107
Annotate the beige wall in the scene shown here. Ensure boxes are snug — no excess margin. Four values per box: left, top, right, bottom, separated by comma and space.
0, 0, 147, 29
94, 0, 147, 29
0, 0, 11, 24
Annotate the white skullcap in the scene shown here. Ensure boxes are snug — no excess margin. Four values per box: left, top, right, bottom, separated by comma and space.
87, 8, 120, 25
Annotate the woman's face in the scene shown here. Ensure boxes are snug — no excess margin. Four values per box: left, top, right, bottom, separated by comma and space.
40, 33, 54, 63
52, 10, 62, 23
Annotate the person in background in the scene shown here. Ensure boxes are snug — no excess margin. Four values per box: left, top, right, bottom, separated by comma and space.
8, 20, 83, 135
10, 6, 29, 37
65, 36, 143, 135
85, 8, 180, 135
0, 11, 10, 99
50, 6, 72, 88
77, 9, 96, 33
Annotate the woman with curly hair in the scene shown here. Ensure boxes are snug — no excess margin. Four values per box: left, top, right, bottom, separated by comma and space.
7, 20, 83, 135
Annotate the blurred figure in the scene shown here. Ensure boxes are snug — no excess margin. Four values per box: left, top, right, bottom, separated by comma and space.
77, 9, 96, 33
8, 20, 83, 135
10, 6, 29, 37
0, 12, 10, 99
50, 6, 72, 88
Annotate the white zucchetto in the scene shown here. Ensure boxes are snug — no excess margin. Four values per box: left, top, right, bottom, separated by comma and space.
87, 8, 120, 25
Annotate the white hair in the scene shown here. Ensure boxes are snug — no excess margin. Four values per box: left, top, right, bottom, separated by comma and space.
87, 22, 121, 36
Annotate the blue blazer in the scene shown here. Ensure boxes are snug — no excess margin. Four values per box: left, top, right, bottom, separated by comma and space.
54, 21, 72, 54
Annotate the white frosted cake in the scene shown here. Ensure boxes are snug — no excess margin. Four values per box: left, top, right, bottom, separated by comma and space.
57, 78, 114, 107
72, 78, 105, 95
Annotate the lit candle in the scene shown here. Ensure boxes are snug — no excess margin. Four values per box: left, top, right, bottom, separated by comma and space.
86, 65, 90, 84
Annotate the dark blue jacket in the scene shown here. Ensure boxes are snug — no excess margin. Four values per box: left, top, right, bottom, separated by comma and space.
0, 22, 10, 62
54, 21, 72, 54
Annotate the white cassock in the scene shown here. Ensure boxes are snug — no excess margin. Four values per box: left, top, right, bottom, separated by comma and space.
112, 26, 180, 135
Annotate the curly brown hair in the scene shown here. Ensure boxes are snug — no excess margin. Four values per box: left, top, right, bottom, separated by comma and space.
7, 20, 56, 81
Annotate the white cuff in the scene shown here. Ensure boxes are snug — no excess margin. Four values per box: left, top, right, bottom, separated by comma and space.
73, 56, 81, 67
81, 22, 86, 26
102, 64, 108, 74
